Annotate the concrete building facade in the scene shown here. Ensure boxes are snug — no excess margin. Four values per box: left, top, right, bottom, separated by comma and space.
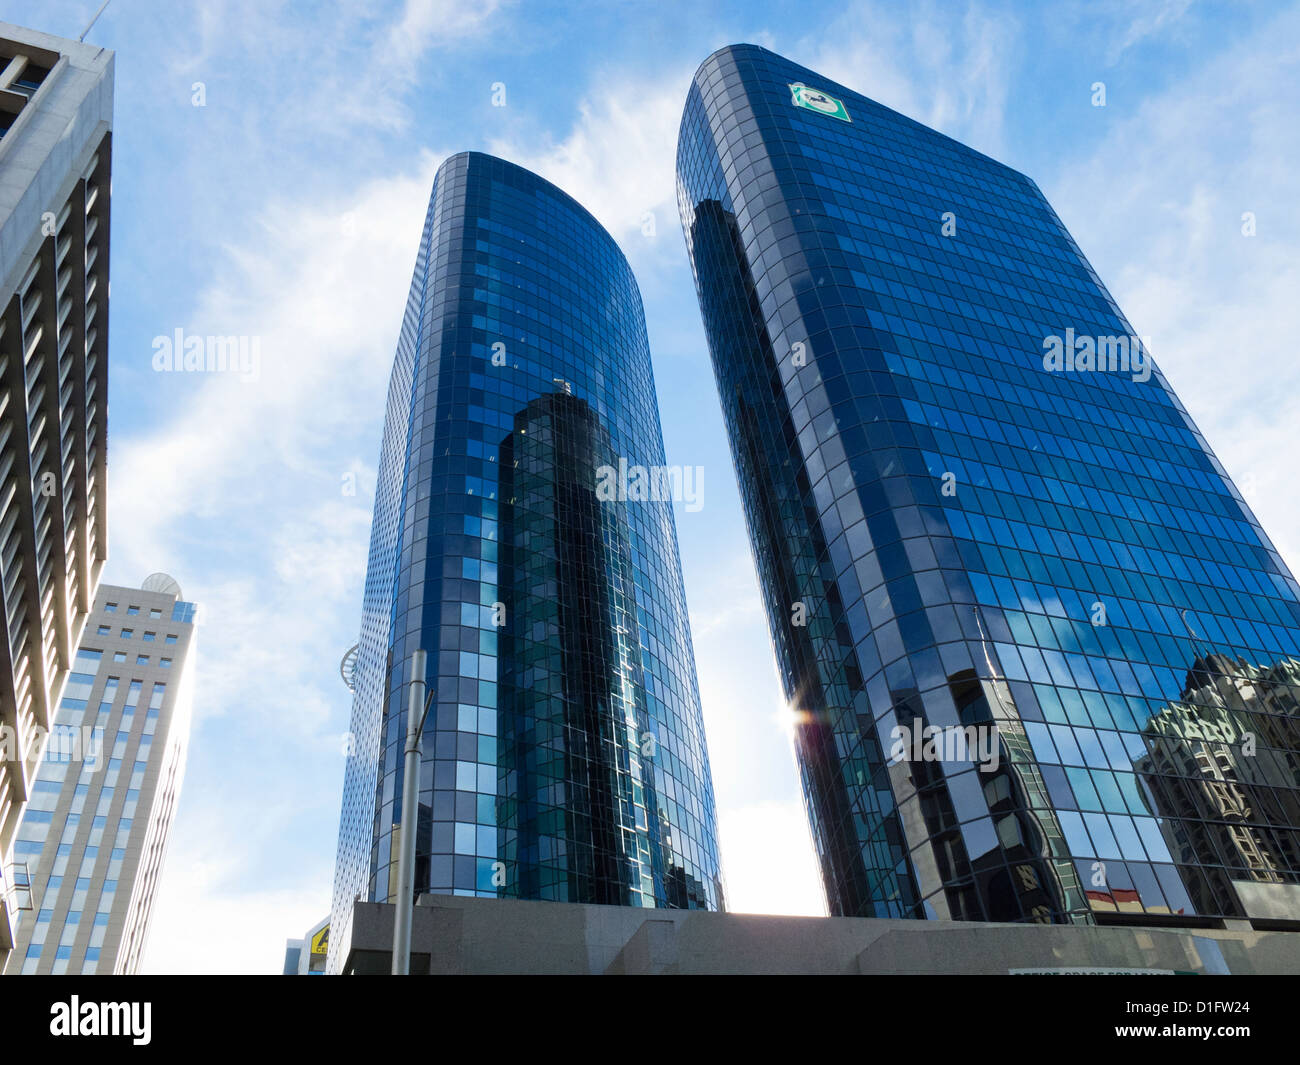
0, 21, 113, 966
3, 576, 196, 974
338, 893, 1300, 975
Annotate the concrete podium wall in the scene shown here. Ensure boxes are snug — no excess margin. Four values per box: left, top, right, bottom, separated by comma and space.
341, 895, 1300, 975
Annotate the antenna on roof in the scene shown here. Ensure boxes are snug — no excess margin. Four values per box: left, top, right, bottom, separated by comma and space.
80, 0, 112, 42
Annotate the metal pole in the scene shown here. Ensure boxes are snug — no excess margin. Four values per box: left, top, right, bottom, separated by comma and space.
391, 649, 427, 975
80, 0, 112, 41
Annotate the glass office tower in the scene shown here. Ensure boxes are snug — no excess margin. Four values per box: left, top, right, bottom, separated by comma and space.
677, 45, 1300, 925
330, 153, 722, 970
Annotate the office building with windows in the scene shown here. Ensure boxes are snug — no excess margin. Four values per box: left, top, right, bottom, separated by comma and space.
330, 152, 723, 971
0, 22, 113, 964
282, 915, 329, 975
3, 576, 196, 974
677, 44, 1300, 926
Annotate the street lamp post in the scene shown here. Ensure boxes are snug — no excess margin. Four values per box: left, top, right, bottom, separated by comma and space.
392, 649, 432, 975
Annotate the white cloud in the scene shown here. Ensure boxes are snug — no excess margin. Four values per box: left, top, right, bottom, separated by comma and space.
163, 0, 507, 134
487, 65, 698, 246
1048, 3, 1300, 578
110, 155, 440, 576
793, 0, 1020, 159
141, 852, 331, 974
1107, 0, 1197, 62
382, 0, 509, 80
478, 2, 1020, 270
111, 149, 454, 972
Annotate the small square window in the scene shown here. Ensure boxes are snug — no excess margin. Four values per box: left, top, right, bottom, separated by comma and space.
160, 658, 172, 669
120, 629, 133, 639
164, 635, 177, 645
104, 603, 117, 613
126, 606, 139, 616
143, 632, 156, 642
113, 652, 126, 663
136, 655, 149, 665
149, 609, 161, 619
96, 625, 110, 636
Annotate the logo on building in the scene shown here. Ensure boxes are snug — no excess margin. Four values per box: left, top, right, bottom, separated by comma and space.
789, 82, 851, 122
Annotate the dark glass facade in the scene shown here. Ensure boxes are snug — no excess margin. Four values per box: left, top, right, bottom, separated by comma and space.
677, 45, 1300, 924
331, 153, 722, 969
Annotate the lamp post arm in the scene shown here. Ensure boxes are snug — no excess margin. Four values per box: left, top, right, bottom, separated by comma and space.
392, 650, 429, 975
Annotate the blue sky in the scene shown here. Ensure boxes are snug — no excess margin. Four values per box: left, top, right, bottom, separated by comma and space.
9, 0, 1299, 972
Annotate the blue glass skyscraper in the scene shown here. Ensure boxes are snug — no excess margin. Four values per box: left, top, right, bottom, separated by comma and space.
678, 45, 1300, 925
331, 153, 722, 970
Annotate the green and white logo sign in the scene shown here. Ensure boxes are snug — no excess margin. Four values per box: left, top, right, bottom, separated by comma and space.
789, 82, 851, 122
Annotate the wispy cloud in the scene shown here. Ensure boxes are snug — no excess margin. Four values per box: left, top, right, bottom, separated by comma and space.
128, 152, 445, 971
382, 0, 509, 80
1049, 2, 1300, 575
1106, 0, 1197, 62
487, 64, 698, 245
157, 0, 506, 138
790, 0, 1021, 159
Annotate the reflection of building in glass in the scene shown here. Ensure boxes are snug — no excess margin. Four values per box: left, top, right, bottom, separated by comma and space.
678, 44, 1300, 926
497, 392, 668, 905
685, 195, 883, 916
330, 153, 722, 970
884, 671, 1080, 922
1137, 654, 1300, 920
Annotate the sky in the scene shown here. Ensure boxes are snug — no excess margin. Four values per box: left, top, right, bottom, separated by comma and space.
7, 0, 1299, 973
